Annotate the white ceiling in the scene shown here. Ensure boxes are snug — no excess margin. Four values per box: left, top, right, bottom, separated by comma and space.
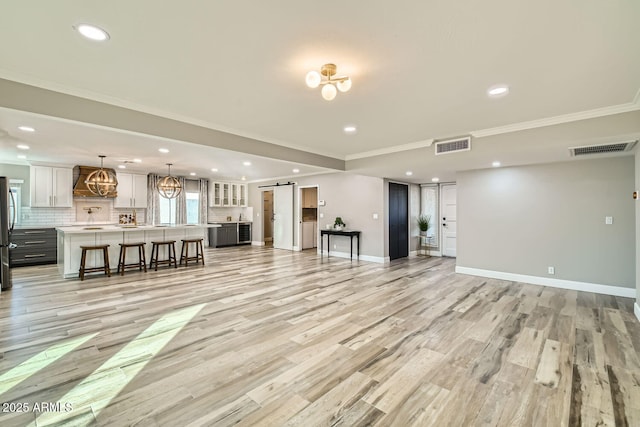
0, 1, 639, 183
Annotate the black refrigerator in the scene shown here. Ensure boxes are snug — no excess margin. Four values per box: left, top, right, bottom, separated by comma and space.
1, 176, 17, 291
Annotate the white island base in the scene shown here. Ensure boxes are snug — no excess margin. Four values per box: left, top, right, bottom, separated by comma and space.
56, 224, 219, 279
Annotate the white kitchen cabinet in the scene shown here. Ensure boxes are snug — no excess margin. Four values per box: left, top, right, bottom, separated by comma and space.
239, 184, 247, 207
114, 173, 147, 208
302, 221, 317, 249
222, 183, 231, 206
208, 181, 246, 207
209, 182, 247, 208
30, 166, 73, 207
231, 184, 239, 206
209, 182, 222, 207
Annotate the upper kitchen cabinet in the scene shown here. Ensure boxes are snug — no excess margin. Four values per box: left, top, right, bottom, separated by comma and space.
114, 173, 147, 208
209, 182, 222, 207
30, 166, 73, 207
239, 184, 247, 207
209, 181, 247, 207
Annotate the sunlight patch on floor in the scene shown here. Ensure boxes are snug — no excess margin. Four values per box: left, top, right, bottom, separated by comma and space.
32, 304, 206, 426
0, 333, 98, 396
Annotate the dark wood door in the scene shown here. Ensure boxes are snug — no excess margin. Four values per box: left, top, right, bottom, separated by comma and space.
389, 182, 409, 260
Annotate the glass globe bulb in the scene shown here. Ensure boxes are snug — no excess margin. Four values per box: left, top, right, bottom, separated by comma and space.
321, 84, 337, 101
337, 78, 352, 93
305, 71, 321, 88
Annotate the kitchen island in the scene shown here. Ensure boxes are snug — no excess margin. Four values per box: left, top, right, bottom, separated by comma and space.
56, 224, 220, 278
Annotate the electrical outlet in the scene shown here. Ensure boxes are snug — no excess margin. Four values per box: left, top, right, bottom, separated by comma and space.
373, 213, 379, 220
320, 213, 324, 218
605, 216, 613, 225
333, 244, 336, 249
548, 266, 555, 275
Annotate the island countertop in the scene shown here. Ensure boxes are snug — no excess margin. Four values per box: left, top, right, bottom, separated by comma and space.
56, 223, 221, 235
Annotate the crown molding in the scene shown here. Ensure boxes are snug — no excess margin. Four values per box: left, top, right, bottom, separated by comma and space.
345, 139, 435, 161
471, 91, 640, 138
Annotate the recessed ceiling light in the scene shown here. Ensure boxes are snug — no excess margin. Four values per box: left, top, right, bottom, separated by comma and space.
343, 125, 357, 135
17, 154, 27, 159
405, 171, 413, 176
190, 172, 196, 176
211, 168, 218, 172
487, 85, 509, 97
492, 161, 501, 167
74, 23, 110, 41
241, 176, 246, 181
158, 148, 169, 153
292, 168, 300, 173
243, 161, 251, 166
18, 126, 35, 132
17, 144, 30, 150
133, 158, 142, 163
431, 177, 440, 182
118, 165, 126, 169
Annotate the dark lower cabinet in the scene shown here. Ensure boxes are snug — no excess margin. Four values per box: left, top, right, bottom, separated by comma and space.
10, 228, 57, 267
208, 223, 252, 247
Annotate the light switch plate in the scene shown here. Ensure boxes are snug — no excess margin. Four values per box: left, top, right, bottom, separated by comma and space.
373, 213, 378, 220
605, 216, 613, 225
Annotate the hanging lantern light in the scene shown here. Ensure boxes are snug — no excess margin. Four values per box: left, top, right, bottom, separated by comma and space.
85, 155, 118, 197
157, 163, 182, 199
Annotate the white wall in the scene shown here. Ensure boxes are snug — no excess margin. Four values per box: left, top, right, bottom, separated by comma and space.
457, 157, 635, 290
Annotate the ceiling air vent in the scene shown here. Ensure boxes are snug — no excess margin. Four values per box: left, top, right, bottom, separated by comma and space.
568, 140, 637, 157
435, 136, 471, 155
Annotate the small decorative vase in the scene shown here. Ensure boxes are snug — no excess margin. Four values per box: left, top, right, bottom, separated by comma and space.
334, 225, 343, 231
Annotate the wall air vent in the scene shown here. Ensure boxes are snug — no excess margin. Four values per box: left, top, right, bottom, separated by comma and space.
435, 136, 471, 155
568, 140, 637, 157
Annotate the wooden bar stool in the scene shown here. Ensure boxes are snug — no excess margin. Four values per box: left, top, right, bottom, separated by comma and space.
79, 245, 111, 281
117, 242, 147, 275
180, 238, 205, 267
149, 241, 178, 271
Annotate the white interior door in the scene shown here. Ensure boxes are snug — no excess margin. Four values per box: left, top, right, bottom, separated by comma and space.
441, 184, 457, 257
273, 185, 293, 250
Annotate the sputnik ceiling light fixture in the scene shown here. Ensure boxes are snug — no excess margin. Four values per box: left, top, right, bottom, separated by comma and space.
85, 155, 118, 197
157, 163, 182, 199
305, 63, 352, 101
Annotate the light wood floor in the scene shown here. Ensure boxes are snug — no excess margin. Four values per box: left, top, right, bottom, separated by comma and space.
1, 247, 639, 426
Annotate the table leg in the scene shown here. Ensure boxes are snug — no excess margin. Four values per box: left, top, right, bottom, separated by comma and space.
350, 235, 353, 259
357, 235, 360, 258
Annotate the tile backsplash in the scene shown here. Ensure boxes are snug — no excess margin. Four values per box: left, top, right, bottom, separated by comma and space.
19, 199, 145, 227
207, 206, 253, 222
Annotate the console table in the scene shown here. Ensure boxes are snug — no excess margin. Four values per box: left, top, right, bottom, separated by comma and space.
320, 229, 361, 259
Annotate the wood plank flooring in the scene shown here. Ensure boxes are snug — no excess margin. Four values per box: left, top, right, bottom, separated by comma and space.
0, 247, 639, 426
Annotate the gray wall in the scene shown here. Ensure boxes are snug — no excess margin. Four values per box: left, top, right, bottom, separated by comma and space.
457, 157, 636, 289
0, 163, 30, 206
636, 150, 640, 304
249, 173, 386, 259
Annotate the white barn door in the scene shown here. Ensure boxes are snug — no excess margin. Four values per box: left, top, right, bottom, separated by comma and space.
273, 185, 293, 250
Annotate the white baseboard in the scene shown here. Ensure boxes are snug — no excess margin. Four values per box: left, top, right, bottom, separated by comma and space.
317, 250, 385, 263
635, 302, 640, 322
456, 266, 636, 298
251, 241, 265, 246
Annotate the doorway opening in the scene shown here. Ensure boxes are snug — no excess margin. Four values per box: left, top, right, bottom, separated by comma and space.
263, 190, 273, 247
298, 186, 318, 251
